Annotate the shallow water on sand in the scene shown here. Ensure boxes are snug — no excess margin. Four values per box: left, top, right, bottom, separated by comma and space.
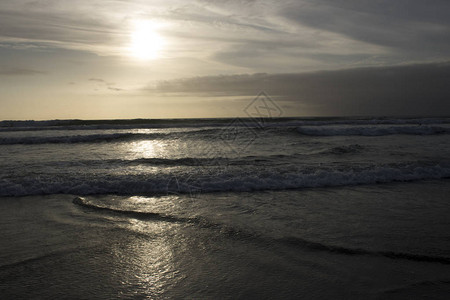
1, 181, 449, 299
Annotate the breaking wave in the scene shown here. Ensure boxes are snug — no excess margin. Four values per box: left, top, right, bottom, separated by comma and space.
2, 162, 449, 197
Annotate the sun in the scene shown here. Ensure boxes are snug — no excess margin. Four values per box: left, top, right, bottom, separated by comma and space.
130, 20, 164, 60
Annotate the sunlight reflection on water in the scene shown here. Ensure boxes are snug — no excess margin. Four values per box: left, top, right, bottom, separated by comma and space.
110, 229, 180, 297
108, 195, 184, 297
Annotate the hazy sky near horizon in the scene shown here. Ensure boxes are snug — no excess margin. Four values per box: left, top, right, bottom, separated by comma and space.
1, 0, 449, 120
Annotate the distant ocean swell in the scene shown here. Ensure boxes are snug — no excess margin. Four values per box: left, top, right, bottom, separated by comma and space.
296, 125, 450, 136
0, 132, 166, 145
1, 125, 450, 145
2, 162, 449, 196
0, 128, 256, 145
72, 197, 450, 265
1, 117, 450, 132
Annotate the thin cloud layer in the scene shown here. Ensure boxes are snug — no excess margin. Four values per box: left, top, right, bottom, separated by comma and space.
0, 66, 45, 76
1, 0, 449, 70
150, 62, 450, 116
282, 0, 450, 55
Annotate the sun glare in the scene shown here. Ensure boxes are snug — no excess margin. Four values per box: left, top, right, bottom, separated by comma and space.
130, 20, 164, 60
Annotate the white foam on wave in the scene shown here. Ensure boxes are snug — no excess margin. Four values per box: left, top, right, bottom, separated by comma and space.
1, 162, 449, 196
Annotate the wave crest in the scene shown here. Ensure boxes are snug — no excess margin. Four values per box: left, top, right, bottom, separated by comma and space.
2, 162, 450, 196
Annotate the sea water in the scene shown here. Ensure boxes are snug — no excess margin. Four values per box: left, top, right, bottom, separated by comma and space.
1, 117, 449, 298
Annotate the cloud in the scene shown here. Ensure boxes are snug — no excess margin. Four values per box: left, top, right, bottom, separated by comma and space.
88, 77, 123, 92
0, 66, 45, 76
0, 0, 129, 56
281, 0, 450, 56
108, 86, 123, 91
88, 78, 105, 83
1, 0, 450, 76
148, 61, 450, 116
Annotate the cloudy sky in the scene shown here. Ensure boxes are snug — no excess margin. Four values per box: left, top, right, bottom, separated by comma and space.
1, 0, 449, 120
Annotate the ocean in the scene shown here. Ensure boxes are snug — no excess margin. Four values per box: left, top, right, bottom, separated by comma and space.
1, 117, 450, 299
